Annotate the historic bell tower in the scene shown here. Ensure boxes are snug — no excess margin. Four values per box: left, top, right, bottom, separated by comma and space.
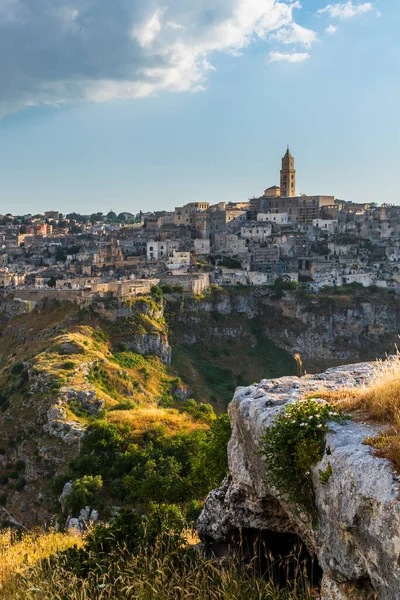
280, 145, 296, 198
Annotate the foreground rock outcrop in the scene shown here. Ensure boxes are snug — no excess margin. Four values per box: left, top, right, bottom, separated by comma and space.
198, 363, 400, 600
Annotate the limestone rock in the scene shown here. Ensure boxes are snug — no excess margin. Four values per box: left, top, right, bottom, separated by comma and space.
66, 505, 100, 534
198, 362, 400, 600
43, 417, 85, 445
47, 406, 67, 421
57, 341, 85, 355
59, 481, 73, 511
60, 387, 105, 415
67, 517, 83, 534
127, 334, 171, 364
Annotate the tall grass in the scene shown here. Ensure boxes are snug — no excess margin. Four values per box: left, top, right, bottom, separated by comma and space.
341, 353, 400, 425
1, 529, 317, 600
0, 529, 83, 598
320, 353, 400, 469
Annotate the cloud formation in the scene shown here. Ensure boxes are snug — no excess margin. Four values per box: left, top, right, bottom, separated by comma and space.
317, 2, 374, 20
325, 24, 338, 34
270, 22, 318, 48
269, 51, 310, 63
0, 0, 320, 116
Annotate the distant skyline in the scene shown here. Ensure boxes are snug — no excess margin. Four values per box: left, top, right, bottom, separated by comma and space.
0, 0, 398, 214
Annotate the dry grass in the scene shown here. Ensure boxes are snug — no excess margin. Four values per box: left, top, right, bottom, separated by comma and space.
4, 533, 317, 600
109, 407, 207, 437
0, 528, 83, 598
318, 354, 400, 470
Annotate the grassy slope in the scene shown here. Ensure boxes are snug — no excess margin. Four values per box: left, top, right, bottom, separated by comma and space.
0, 299, 206, 527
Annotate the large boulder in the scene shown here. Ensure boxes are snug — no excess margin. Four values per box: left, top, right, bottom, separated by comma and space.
198, 363, 400, 600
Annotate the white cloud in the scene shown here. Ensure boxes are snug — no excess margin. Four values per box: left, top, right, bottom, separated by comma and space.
0, 0, 318, 117
166, 20, 185, 30
325, 24, 338, 34
271, 22, 318, 48
269, 51, 310, 62
134, 7, 167, 47
317, 2, 374, 20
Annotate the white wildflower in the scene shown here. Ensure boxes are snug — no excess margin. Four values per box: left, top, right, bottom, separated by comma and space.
317, 423, 323, 428
300, 423, 306, 427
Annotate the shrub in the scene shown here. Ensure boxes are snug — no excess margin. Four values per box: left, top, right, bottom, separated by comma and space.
110, 399, 136, 411
111, 352, 145, 369
11, 363, 24, 376
66, 476, 104, 514
180, 399, 216, 423
83, 422, 124, 454
92, 329, 109, 344
61, 361, 75, 370
262, 399, 347, 518
150, 285, 163, 300
160, 284, 184, 294
318, 463, 333, 484
186, 499, 203, 525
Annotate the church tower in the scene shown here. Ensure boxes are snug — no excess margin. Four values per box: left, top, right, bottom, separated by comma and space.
280, 146, 296, 197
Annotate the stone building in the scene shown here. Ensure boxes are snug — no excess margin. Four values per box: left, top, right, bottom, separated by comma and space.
280, 146, 296, 197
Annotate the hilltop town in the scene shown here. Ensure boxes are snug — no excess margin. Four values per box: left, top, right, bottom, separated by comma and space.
0, 148, 398, 302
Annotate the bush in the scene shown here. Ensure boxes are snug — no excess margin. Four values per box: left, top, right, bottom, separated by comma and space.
83, 422, 124, 454
11, 363, 24, 376
150, 285, 163, 300
61, 361, 75, 370
186, 499, 203, 525
66, 475, 104, 514
262, 399, 347, 518
110, 399, 136, 411
111, 352, 145, 369
180, 399, 216, 423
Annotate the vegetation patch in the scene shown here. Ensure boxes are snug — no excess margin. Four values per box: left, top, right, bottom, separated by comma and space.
318, 463, 333, 484
2, 508, 317, 599
70, 415, 230, 509
262, 399, 347, 518
172, 335, 296, 409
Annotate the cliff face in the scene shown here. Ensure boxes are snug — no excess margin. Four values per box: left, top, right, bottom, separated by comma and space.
167, 287, 400, 372
198, 363, 400, 600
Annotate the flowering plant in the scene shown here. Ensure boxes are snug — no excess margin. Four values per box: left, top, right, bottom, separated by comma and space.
261, 398, 348, 520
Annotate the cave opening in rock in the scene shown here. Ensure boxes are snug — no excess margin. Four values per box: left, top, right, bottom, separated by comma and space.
205, 528, 323, 589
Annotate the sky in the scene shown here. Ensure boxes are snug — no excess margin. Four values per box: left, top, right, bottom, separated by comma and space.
0, 0, 398, 215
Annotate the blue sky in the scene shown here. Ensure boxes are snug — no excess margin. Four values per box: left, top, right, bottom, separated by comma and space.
0, 0, 397, 214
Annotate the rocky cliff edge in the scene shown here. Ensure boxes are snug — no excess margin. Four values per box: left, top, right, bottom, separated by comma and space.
198, 363, 400, 600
